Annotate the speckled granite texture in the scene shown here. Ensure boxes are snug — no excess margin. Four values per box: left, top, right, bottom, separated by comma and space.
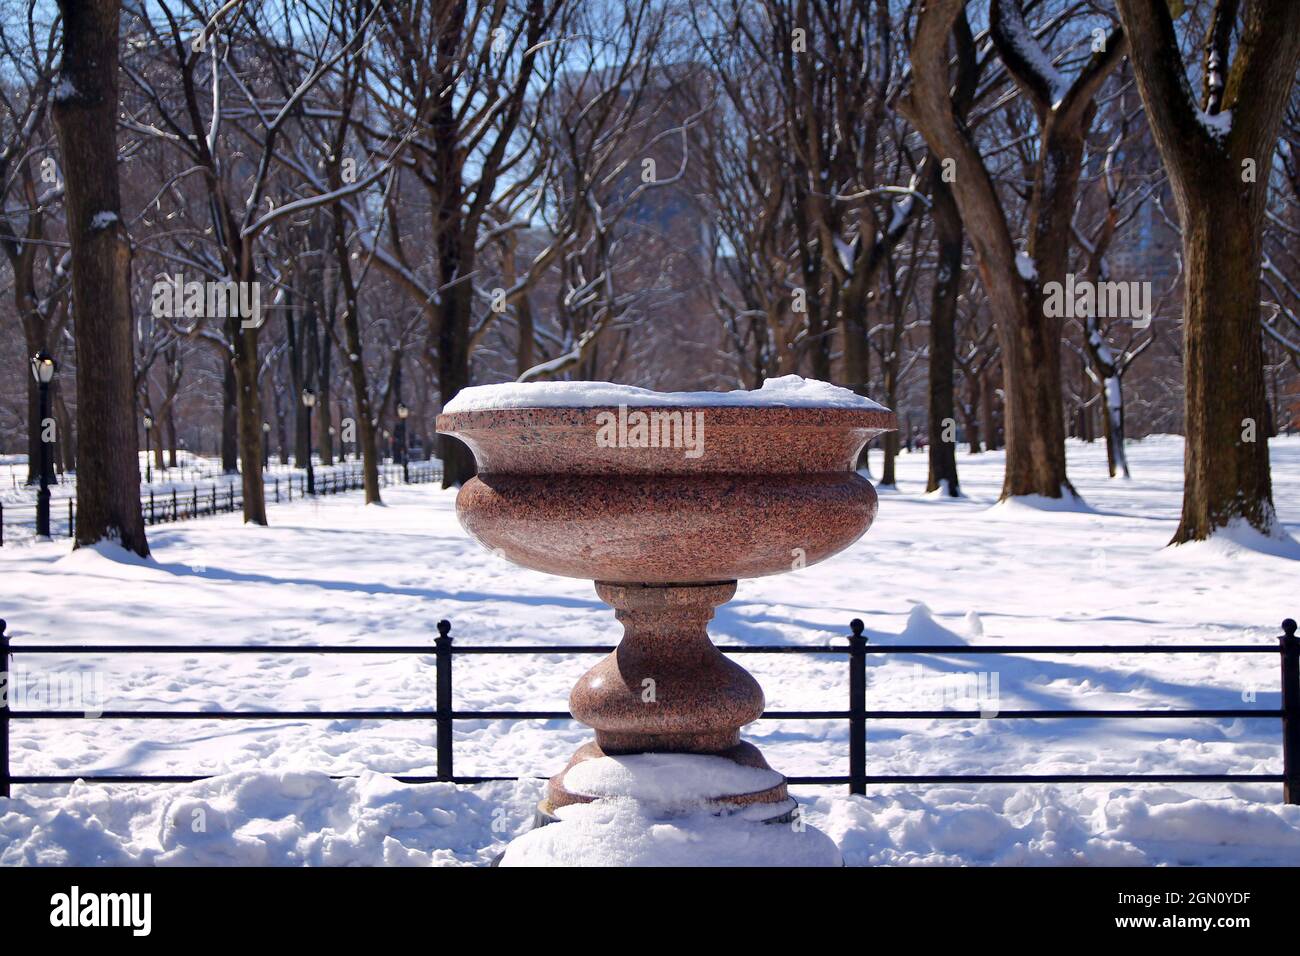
437, 400, 896, 807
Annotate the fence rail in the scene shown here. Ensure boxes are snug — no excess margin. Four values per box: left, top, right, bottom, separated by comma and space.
1, 617, 1296, 802
0, 460, 442, 544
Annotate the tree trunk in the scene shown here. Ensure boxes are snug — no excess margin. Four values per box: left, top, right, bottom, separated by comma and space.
52, 0, 148, 556
221, 357, 239, 473
1173, 200, 1272, 539
1084, 316, 1130, 478
25, 375, 40, 485
515, 294, 535, 379
964, 375, 982, 453
999, 290, 1069, 495
982, 367, 1000, 452
309, 309, 334, 467
233, 323, 267, 524
1114, 0, 1300, 541
926, 177, 962, 496
438, 278, 476, 486
166, 406, 178, 468
55, 386, 75, 474
333, 206, 381, 504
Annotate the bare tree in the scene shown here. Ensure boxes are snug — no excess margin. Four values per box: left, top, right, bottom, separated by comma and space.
0, 5, 67, 486
902, 0, 1128, 501
122, 0, 391, 522
1114, 0, 1300, 540
52, 0, 148, 554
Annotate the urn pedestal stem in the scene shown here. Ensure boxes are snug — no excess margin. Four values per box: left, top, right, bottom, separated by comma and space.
575, 581, 760, 754
544, 580, 789, 814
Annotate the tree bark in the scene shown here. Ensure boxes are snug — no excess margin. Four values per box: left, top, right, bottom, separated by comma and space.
233, 321, 267, 524
221, 356, 239, 473
982, 366, 1001, 452
904, 0, 1126, 500
52, 0, 147, 556
1115, 0, 1300, 540
309, 302, 334, 468
926, 175, 962, 495
333, 206, 381, 503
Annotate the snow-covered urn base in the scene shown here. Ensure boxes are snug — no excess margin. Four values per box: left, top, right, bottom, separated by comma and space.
497, 753, 843, 866
498, 800, 842, 867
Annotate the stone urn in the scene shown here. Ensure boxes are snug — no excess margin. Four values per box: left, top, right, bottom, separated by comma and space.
436, 377, 895, 863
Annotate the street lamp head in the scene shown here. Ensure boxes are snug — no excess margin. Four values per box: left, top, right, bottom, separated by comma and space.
30, 351, 56, 384
262, 421, 271, 433
302, 388, 316, 409
397, 402, 409, 420
143, 412, 154, 430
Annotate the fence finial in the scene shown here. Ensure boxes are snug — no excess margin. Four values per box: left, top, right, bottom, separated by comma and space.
1284, 619, 1297, 639
849, 618, 865, 639
436, 619, 451, 639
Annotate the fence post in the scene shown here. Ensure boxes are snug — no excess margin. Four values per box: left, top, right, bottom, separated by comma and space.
1, 618, 10, 799
68, 499, 74, 538
275, 478, 280, 503
149, 490, 155, 525
172, 489, 178, 522
436, 619, 454, 783
192, 487, 198, 519
848, 618, 867, 796
1282, 618, 1299, 805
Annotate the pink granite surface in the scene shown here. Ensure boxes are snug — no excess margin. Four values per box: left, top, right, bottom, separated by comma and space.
437, 405, 893, 583
436, 400, 896, 807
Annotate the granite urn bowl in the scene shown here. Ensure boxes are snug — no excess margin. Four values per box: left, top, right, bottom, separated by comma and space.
436, 380, 895, 815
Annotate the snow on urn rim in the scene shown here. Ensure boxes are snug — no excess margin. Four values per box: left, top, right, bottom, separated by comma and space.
441, 373, 890, 412
437, 378, 896, 477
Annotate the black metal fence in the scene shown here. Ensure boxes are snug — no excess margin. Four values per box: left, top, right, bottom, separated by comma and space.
0, 461, 442, 545
2, 617, 1296, 803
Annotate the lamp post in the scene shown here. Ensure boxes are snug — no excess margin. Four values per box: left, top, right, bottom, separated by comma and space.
262, 421, 271, 471
30, 351, 56, 538
302, 388, 316, 495
143, 412, 154, 485
396, 402, 410, 482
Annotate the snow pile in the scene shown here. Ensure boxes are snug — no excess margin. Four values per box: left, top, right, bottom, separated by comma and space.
0, 771, 536, 867
443, 374, 887, 412
508, 754, 819, 866
562, 754, 783, 805
892, 602, 969, 646
810, 785, 1300, 867
989, 487, 1096, 514
498, 798, 842, 867
5, 773, 1300, 866
1167, 517, 1300, 561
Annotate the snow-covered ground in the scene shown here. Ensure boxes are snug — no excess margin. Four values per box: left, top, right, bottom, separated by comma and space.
1, 452, 424, 543
2, 435, 1299, 866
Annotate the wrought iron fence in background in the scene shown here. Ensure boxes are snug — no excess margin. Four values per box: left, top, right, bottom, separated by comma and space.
1, 617, 1296, 804
0, 460, 442, 546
